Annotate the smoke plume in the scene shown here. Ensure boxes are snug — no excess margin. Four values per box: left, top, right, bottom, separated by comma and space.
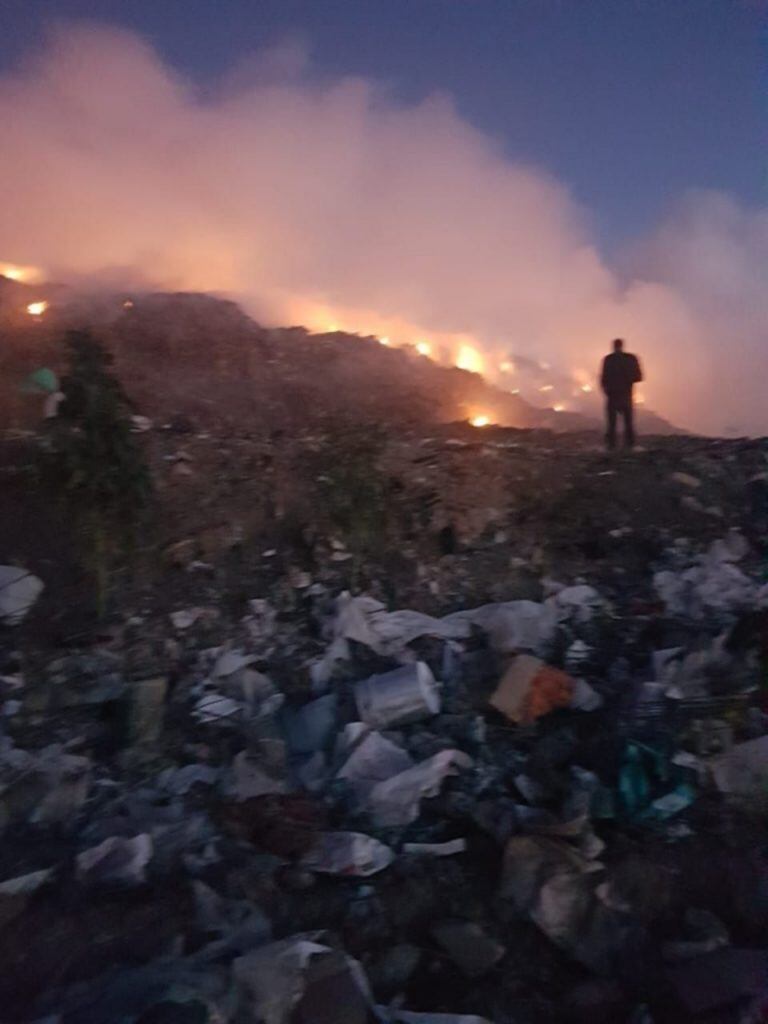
1, 23, 766, 434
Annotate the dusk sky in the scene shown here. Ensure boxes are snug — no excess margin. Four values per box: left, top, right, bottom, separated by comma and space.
1, 1, 766, 434
2, 0, 764, 247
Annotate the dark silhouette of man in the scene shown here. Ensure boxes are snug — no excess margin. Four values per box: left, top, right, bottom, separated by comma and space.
600, 338, 643, 449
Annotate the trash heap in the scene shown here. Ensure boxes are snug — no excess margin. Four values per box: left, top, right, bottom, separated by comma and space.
2, 507, 768, 1020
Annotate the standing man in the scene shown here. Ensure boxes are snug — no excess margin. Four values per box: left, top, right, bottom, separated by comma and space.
600, 338, 643, 450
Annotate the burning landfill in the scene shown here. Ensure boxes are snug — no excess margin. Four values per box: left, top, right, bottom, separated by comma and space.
2, 282, 768, 1024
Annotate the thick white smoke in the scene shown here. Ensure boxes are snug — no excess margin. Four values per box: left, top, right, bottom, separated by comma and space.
1, 23, 766, 434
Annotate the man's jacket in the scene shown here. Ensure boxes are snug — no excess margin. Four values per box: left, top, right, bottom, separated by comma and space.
600, 351, 643, 396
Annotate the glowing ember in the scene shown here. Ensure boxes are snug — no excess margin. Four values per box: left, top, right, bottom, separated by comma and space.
26, 301, 48, 316
123, 299, 134, 309
553, 403, 565, 412
456, 345, 483, 373
378, 335, 391, 346
539, 384, 554, 392
470, 415, 490, 427
415, 340, 431, 356
580, 384, 593, 393
499, 360, 515, 373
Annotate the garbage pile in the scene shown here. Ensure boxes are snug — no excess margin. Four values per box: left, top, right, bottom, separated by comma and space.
2, 515, 768, 1024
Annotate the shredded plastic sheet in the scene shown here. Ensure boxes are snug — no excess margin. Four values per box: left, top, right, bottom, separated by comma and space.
0, 566, 44, 624
655, 532, 768, 619
329, 587, 605, 663
709, 736, 768, 796
77, 834, 153, 886
234, 935, 372, 1024
301, 831, 394, 876
366, 749, 474, 827
337, 727, 415, 801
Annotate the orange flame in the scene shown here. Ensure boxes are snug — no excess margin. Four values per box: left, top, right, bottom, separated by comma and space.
456, 345, 484, 374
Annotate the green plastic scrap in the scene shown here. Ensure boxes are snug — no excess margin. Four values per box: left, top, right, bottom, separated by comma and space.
619, 740, 697, 823
618, 743, 651, 818
21, 367, 58, 394
646, 783, 696, 820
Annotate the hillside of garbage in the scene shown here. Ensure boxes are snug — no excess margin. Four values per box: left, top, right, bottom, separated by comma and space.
0, 278, 677, 436
2, 409, 768, 1023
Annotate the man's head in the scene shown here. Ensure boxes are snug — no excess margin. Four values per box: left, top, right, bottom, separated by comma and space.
612, 338, 624, 352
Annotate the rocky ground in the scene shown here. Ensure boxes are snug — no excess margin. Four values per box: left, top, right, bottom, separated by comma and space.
2, 419, 768, 1023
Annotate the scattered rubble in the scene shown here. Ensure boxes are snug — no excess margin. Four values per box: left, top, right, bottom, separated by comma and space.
3, 425, 768, 1022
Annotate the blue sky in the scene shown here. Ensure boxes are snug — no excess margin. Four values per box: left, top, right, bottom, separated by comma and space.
1, 0, 765, 248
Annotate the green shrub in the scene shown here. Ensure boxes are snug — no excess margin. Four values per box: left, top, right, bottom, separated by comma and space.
46, 329, 152, 613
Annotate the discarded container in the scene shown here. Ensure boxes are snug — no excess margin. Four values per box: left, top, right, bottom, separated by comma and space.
489, 655, 574, 724
355, 662, 440, 729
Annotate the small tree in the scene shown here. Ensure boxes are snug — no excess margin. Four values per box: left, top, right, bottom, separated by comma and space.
47, 329, 152, 614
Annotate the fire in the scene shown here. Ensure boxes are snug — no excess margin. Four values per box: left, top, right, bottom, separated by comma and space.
378, 335, 391, 347
1, 262, 41, 283
572, 368, 594, 395
26, 301, 48, 316
470, 415, 490, 427
456, 345, 484, 374
415, 340, 431, 356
